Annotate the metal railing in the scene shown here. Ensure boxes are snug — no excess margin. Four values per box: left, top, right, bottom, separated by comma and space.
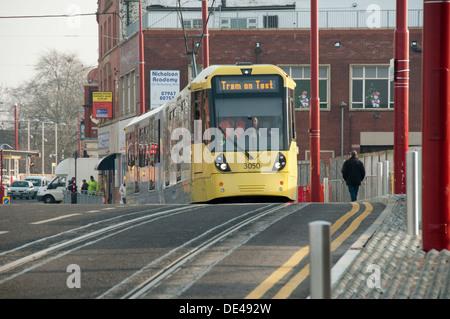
63, 190, 105, 204
126, 9, 423, 37
329, 175, 380, 203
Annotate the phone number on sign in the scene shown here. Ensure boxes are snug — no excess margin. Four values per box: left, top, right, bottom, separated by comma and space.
160, 91, 177, 100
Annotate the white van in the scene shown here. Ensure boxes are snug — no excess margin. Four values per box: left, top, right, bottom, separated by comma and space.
36, 158, 98, 204
24, 176, 48, 199
36, 176, 66, 203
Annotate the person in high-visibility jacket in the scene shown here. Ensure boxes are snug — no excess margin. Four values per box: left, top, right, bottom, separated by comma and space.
87, 175, 98, 195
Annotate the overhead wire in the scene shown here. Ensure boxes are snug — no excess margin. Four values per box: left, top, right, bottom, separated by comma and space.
176, 0, 216, 55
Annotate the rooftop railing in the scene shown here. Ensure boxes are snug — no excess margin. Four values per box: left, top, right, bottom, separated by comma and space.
126, 9, 423, 37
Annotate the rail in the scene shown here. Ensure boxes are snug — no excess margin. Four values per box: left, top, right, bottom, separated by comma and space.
328, 175, 380, 203
126, 9, 423, 37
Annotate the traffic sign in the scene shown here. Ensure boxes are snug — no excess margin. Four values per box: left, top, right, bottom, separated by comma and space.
2, 197, 10, 205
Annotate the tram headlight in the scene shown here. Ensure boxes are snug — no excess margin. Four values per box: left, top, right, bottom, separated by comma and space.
272, 152, 287, 171
215, 154, 231, 172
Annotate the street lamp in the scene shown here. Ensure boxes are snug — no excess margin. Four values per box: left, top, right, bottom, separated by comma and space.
54, 122, 66, 165
14, 104, 18, 150
41, 120, 53, 176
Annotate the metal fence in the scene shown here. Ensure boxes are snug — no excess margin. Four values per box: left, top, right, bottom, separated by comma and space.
298, 149, 401, 203
126, 8, 423, 37
62, 190, 105, 204
329, 175, 381, 203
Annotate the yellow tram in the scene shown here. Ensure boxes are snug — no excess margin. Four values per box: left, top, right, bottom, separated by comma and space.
124, 64, 298, 204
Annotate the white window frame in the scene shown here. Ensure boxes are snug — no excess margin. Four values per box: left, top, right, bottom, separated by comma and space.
280, 64, 331, 111
350, 64, 394, 111
120, 70, 137, 117
220, 17, 258, 29
184, 19, 202, 29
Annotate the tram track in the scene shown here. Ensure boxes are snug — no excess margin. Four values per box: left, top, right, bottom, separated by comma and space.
0, 201, 383, 299
0, 202, 297, 298
0, 205, 205, 285
104, 203, 297, 299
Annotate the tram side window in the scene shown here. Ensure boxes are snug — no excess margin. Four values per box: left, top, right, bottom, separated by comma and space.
289, 89, 296, 140
192, 91, 202, 141
149, 119, 155, 191
194, 92, 202, 121
138, 127, 147, 168
148, 118, 160, 164
164, 108, 171, 186
202, 91, 210, 133
127, 132, 135, 168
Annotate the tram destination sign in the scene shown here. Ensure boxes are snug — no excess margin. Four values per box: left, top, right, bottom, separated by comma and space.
215, 76, 279, 94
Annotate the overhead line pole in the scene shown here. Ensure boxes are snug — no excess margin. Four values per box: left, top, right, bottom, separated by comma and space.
394, 0, 410, 194
422, 0, 450, 251
201, 0, 210, 68
138, 0, 146, 115
310, 0, 321, 202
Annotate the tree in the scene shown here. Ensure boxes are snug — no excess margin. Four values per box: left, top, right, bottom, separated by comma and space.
5, 49, 92, 173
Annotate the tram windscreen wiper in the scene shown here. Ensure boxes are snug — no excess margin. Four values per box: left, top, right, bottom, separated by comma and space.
218, 127, 253, 160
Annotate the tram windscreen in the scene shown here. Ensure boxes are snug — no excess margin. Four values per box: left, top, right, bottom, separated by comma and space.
212, 75, 287, 152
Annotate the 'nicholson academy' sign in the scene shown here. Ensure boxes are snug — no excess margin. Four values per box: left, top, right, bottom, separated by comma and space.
150, 70, 180, 109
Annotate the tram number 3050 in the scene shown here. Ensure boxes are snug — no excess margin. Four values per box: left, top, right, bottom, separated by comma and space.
244, 163, 261, 169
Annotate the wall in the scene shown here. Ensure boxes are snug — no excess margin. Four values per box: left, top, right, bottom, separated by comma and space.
140, 28, 423, 161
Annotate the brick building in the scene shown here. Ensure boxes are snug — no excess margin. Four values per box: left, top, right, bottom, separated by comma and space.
82, 68, 99, 158
97, 0, 423, 202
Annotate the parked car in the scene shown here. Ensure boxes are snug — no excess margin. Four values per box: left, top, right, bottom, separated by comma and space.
7, 181, 35, 200
24, 176, 48, 199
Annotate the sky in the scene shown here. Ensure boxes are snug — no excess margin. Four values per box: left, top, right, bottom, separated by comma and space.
0, 0, 99, 88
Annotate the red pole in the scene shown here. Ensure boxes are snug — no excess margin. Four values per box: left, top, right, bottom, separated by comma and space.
78, 111, 81, 158
422, 0, 450, 251
309, 0, 321, 202
14, 104, 18, 150
394, 0, 409, 194
0, 150, 3, 201
202, 0, 210, 68
138, 1, 146, 115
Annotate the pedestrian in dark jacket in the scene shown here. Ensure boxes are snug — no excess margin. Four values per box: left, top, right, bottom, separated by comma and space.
341, 151, 366, 202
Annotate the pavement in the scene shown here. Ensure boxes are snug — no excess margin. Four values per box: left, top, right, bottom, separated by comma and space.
331, 195, 450, 299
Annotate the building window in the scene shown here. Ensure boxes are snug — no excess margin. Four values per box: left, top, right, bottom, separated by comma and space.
184, 19, 203, 29
220, 18, 257, 29
280, 65, 330, 111
263, 15, 278, 28
120, 70, 136, 116
351, 65, 394, 110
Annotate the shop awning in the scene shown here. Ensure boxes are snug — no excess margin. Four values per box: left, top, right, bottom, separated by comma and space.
95, 154, 118, 170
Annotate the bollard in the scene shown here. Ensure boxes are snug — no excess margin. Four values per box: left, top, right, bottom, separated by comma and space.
377, 162, 383, 197
309, 221, 331, 299
406, 151, 419, 236
416, 147, 422, 226
323, 178, 329, 203
383, 160, 390, 195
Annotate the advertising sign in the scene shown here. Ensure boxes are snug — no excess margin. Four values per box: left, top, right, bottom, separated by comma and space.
150, 70, 180, 109
93, 92, 113, 118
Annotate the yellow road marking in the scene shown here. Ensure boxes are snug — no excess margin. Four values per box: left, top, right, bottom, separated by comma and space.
272, 202, 373, 299
245, 202, 360, 299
